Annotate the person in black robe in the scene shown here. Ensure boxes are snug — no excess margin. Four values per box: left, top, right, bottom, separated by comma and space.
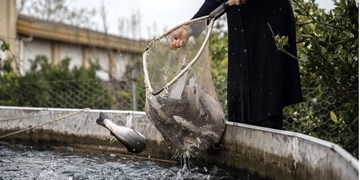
170, 0, 303, 129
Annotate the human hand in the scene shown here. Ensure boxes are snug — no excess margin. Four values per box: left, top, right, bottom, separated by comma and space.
228, 0, 248, 6
169, 26, 191, 50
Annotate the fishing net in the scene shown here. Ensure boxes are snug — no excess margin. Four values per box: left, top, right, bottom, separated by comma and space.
143, 18, 225, 154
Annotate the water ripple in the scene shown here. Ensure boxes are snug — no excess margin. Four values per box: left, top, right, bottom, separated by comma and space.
0, 142, 265, 180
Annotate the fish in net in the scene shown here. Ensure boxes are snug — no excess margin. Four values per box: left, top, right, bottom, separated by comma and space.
143, 15, 226, 155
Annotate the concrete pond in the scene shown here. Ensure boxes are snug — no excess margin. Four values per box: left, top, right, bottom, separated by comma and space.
0, 106, 358, 180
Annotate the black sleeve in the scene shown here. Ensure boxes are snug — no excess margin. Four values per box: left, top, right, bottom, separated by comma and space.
188, 0, 224, 37
192, 0, 224, 19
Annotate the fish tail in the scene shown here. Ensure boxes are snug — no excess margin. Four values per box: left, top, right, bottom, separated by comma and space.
96, 112, 109, 126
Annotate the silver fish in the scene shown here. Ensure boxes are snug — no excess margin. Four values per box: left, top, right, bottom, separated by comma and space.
96, 112, 146, 153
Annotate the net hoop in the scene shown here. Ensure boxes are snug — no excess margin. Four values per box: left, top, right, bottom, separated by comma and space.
143, 16, 215, 95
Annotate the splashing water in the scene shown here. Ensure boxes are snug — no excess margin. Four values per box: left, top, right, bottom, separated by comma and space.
174, 151, 193, 180
0, 142, 271, 180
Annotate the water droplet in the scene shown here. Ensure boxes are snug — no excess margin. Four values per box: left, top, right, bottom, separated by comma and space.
312, 98, 317, 103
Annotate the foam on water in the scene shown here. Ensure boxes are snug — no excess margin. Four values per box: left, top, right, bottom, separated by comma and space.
0, 142, 244, 180
0, 142, 274, 179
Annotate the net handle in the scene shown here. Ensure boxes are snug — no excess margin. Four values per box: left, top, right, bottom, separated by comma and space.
209, 0, 231, 19
143, 1, 232, 94
145, 18, 215, 95
143, 50, 153, 93
143, 15, 211, 94
143, 15, 209, 52
160, 19, 215, 95
143, 0, 230, 52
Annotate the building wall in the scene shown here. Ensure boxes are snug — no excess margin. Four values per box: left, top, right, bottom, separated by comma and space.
0, 1, 144, 79
114, 51, 133, 80
19, 37, 137, 81
89, 47, 110, 81
0, 0, 17, 61
60, 43, 82, 69
22, 38, 52, 73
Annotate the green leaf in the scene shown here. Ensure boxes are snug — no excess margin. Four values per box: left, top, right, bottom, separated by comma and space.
330, 111, 338, 123
0, 42, 10, 51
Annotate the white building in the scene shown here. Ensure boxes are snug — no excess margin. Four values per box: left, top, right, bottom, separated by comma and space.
0, 0, 146, 81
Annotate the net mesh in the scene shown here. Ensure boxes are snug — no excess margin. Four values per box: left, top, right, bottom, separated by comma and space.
143, 18, 225, 154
